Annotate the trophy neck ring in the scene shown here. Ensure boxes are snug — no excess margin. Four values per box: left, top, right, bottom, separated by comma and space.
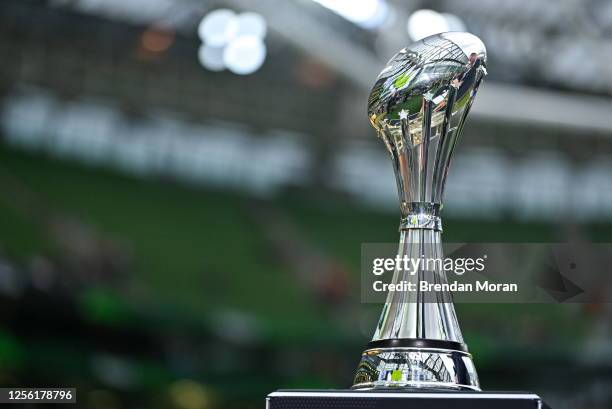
400, 202, 442, 231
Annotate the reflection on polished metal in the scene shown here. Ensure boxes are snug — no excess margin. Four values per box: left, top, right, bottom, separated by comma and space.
353, 32, 487, 390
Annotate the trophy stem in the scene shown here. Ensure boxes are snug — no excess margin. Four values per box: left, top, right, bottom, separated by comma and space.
373, 228, 463, 342
352, 223, 480, 390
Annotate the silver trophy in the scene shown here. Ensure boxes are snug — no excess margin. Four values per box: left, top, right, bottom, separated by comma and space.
268, 31, 551, 409
353, 32, 487, 390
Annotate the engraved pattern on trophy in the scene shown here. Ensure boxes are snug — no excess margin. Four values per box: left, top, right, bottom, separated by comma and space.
353, 32, 487, 390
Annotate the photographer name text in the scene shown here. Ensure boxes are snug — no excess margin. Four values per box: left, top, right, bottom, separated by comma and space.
373, 280, 518, 293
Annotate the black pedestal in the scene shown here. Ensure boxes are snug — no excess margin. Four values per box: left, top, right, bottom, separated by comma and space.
266, 390, 551, 409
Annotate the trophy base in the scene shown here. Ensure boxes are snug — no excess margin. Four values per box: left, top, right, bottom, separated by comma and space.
352, 345, 479, 390
266, 390, 551, 409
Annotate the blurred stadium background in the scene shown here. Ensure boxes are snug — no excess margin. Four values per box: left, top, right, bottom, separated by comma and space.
1, 0, 612, 408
